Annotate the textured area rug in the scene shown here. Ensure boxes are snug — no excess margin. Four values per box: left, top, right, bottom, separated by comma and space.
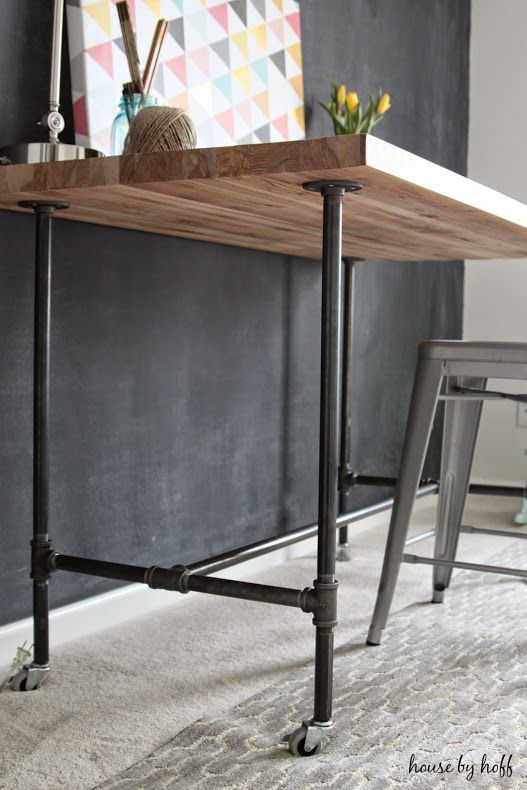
98, 543, 527, 790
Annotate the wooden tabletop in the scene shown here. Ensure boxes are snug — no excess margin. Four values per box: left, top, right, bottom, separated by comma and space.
1, 134, 527, 261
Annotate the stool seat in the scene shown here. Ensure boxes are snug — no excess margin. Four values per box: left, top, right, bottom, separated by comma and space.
420, 339, 527, 365
367, 339, 527, 647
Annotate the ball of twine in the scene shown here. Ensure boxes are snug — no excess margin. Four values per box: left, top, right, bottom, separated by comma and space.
128, 106, 197, 153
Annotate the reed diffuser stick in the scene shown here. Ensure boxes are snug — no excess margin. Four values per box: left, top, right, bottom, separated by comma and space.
116, 1, 143, 94
142, 19, 168, 96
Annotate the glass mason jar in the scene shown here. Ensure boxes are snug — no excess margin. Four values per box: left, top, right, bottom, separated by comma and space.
110, 94, 158, 155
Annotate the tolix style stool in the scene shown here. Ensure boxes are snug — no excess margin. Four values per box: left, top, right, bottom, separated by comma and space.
367, 340, 527, 646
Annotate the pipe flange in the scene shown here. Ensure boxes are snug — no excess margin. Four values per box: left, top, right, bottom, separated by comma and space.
303, 180, 363, 194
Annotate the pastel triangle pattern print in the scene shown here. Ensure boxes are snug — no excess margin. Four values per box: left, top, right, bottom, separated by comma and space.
66, 0, 304, 152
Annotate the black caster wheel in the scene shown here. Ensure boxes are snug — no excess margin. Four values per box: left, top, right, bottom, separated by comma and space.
9, 670, 30, 691
288, 726, 322, 757
9, 668, 42, 691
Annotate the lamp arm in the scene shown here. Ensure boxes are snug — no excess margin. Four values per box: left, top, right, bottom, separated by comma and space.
39, 0, 66, 143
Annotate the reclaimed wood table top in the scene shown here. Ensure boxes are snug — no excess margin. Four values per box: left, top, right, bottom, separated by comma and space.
1, 134, 527, 261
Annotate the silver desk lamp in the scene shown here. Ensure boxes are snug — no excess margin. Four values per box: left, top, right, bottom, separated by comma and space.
0, 0, 103, 164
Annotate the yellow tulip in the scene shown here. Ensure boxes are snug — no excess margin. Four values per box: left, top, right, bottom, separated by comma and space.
346, 91, 359, 112
376, 92, 391, 115
336, 84, 346, 106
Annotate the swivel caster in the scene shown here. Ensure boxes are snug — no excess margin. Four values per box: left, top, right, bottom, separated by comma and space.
9, 664, 49, 691
285, 718, 333, 757
288, 725, 322, 757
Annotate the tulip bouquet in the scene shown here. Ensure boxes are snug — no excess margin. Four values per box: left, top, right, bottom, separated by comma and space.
320, 80, 391, 135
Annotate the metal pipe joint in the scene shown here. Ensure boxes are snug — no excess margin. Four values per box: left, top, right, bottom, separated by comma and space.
145, 564, 191, 593
311, 579, 338, 629
31, 538, 54, 582
338, 462, 354, 493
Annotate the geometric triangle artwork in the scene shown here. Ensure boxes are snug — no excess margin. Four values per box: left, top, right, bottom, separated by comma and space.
249, 24, 267, 54
287, 42, 302, 69
284, 11, 301, 38
86, 41, 114, 78
208, 3, 229, 34
231, 31, 249, 60
214, 73, 233, 103
66, 0, 304, 152
270, 50, 286, 77
216, 107, 235, 138
289, 74, 303, 100
165, 55, 187, 87
143, 0, 161, 18
250, 57, 268, 86
252, 90, 269, 117
169, 17, 185, 50
272, 113, 289, 138
113, 36, 127, 56
211, 38, 231, 68
83, 1, 112, 36
229, 0, 248, 27
233, 64, 251, 95
254, 122, 270, 143
72, 94, 89, 138
153, 65, 165, 98
251, 0, 267, 22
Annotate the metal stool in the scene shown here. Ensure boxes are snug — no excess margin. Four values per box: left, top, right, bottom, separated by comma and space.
367, 340, 527, 646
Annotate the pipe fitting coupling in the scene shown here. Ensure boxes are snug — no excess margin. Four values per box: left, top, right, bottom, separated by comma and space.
144, 564, 191, 594
311, 579, 338, 628
30, 537, 54, 582
338, 463, 355, 493
299, 586, 317, 613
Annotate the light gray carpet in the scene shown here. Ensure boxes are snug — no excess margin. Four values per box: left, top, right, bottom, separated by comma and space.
0, 496, 524, 789
98, 541, 527, 789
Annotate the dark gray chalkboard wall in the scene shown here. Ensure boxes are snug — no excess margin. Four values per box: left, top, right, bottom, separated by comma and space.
0, 0, 469, 626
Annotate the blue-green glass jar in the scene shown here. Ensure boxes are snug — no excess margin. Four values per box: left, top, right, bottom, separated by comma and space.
110, 94, 158, 155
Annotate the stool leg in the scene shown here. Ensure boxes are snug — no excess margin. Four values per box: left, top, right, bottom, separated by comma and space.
367, 356, 443, 645
432, 376, 486, 603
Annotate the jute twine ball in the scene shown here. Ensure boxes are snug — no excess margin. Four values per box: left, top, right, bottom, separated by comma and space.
128, 106, 197, 153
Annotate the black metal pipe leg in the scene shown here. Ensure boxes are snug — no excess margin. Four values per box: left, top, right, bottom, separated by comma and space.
32, 582, 49, 666
337, 257, 360, 562
32, 204, 54, 671
314, 629, 334, 721
285, 179, 361, 756
9, 200, 68, 692
312, 186, 344, 730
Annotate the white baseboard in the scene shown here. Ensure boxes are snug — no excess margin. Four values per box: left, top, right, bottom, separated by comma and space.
0, 504, 398, 671
470, 478, 525, 489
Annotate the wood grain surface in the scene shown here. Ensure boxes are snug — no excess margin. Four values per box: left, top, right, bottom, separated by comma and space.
1, 134, 527, 261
